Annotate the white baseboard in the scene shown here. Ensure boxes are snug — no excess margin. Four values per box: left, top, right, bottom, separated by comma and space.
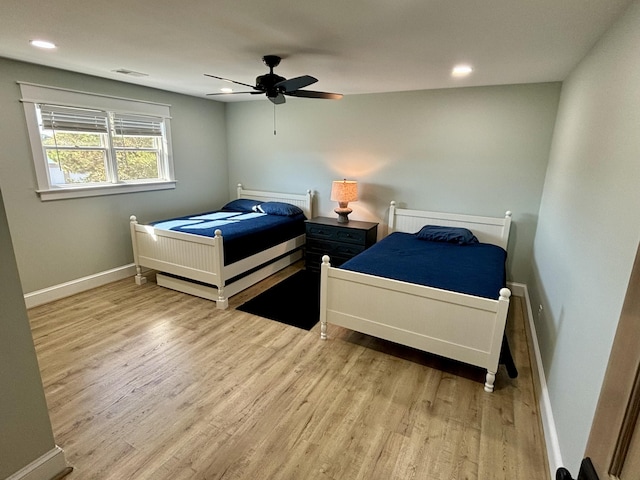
24, 264, 136, 309
506, 281, 526, 297
509, 281, 563, 478
6, 445, 69, 480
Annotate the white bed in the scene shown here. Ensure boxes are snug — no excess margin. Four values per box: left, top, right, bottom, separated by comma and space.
130, 184, 313, 309
319, 202, 512, 392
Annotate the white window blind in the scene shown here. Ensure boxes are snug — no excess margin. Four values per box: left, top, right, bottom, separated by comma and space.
40, 105, 109, 133
113, 114, 163, 137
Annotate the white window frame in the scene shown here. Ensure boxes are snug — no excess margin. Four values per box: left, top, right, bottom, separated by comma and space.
19, 82, 176, 201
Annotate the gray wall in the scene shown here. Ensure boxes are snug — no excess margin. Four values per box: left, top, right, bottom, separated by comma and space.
529, 0, 640, 472
226, 83, 561, 283
0, 188, 57, 478
0, 57, 228, 293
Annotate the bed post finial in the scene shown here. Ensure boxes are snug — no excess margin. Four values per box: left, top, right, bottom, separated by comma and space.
130, 215, 137, 223
505, 211, 512, 218
388, 201, 397, 232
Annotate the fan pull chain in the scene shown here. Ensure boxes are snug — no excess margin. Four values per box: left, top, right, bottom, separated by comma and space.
273, 103, 277, 135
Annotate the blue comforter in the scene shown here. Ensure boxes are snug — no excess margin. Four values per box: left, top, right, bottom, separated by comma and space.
339, 232, 507, 300
151, 210, 306, 265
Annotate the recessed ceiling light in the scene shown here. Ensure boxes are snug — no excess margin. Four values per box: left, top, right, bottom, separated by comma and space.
221, 87, 233, 93
30, 39, 57, 49
452, 65, 473, 77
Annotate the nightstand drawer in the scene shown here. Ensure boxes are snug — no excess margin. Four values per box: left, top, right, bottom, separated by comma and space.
306, 223, 368, 245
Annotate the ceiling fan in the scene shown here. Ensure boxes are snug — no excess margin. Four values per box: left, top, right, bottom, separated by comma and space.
205, 55, 343, 104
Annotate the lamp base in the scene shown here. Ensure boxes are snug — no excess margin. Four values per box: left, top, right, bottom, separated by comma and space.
334, 207, 352, 223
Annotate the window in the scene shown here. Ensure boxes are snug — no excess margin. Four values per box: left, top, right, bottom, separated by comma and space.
20, 82, 175, 200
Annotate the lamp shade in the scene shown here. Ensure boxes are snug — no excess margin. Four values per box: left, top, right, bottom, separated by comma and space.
330, 180, 358, 203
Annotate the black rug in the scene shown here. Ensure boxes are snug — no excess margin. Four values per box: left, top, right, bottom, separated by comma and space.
237, 270, 320, 330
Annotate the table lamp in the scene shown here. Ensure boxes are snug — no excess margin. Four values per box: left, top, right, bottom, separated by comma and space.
330, 179, 358, 223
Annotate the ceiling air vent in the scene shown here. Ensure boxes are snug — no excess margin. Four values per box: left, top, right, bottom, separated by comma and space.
112, 68, 149, 77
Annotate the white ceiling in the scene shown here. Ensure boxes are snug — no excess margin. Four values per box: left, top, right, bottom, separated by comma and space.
1, 0, 634, 102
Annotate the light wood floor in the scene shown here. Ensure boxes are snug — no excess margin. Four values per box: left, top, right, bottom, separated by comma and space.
28, 262, 549, 480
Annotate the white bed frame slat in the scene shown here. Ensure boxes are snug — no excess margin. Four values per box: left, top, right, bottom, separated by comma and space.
320, 202, 512, 392
130, 184, 313, 309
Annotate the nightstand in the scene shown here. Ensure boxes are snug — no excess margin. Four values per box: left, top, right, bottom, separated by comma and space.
305, 217, 378, 273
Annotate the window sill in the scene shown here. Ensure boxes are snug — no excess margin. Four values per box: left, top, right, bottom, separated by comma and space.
36, 181, 177, 201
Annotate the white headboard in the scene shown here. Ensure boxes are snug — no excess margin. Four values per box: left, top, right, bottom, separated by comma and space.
237, 184, 314, 220
388, 201, 512, 250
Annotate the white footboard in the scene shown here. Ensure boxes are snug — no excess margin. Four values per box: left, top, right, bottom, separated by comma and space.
130, 217, 228, 305
131, 219, 223, 284
319, 256, 511, 392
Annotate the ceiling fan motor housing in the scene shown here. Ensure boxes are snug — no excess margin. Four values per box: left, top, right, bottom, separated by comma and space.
256, 73, 286, 98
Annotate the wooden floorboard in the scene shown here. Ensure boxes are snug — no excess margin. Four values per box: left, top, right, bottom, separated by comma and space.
28, 262, 549, 480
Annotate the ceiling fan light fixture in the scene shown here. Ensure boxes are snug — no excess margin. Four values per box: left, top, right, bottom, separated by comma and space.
452, 64, 473, 77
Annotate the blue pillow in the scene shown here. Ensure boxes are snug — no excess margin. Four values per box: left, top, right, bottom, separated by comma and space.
253, 201, 304, 216
221, 198, 262, 212
416, 225, 479, 245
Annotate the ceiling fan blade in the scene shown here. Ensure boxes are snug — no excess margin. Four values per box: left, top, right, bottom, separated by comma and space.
204, 73, 258, 90
275, 75, 318, 93
206, 91, 261, 96
269, 93, 286, 105
286, 90, 343, 100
